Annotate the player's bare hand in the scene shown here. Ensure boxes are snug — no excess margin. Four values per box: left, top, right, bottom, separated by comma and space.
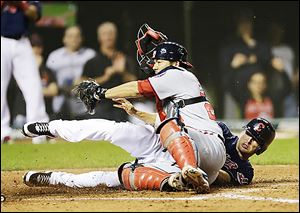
112, 98, 137, 115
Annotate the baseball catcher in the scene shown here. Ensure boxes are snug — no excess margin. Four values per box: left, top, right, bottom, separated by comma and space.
70, 23, 226, 194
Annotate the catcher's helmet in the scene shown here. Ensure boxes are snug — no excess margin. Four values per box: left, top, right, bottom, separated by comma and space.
152, 42, 193, 69
135, 23, 168, 76
243, 117, 276, 155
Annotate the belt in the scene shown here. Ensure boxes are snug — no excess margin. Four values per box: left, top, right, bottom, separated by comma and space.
2, 35, 23, 40
174, 96, 208, 108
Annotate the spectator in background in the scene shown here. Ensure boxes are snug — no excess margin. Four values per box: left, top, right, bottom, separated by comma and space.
269, 22, 295, 81
10, 33, 59, 130
46, 25, 96, 120
219, 9, 273, 119
268, 22, 298, 118
243, 71, 274, 120
1, 1, 49, 144
80, 21, 138, 122
29, 33, 59, 118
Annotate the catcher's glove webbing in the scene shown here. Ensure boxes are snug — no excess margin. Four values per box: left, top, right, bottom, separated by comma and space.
73, 80, 107, 115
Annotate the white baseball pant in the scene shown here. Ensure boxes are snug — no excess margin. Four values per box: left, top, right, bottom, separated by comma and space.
46, 119, 180, 188
1, 36, 49, 140
185, 127, 226, 184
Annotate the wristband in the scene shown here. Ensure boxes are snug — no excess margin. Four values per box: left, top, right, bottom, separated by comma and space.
94, 87, 107, 100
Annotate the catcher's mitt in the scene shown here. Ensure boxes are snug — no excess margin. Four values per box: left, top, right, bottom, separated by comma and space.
73, 80, 107, 115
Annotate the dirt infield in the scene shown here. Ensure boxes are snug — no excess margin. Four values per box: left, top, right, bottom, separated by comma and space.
1, 165, 299, 212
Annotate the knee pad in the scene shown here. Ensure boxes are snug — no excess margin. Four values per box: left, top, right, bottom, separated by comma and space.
159, 119, 198, 169
119, 163, 170, 191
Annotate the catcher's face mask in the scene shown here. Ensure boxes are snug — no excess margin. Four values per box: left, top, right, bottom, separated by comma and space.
135, 23, 168, 76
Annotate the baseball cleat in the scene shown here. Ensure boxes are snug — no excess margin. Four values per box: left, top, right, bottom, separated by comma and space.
22, 122, 55, 138
23, 171, 52, 187
168, 172, 192, 191
182, 166, 210, 194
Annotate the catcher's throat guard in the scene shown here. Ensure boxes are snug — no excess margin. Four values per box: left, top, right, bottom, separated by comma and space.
135, 23, 168, 76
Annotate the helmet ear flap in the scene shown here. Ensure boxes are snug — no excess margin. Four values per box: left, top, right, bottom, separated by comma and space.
255, 145, 268, 155
255, 145, 263, 155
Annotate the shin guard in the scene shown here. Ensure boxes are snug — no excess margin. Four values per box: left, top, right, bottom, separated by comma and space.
121, 165, 170, 191
159, 120, 197, 169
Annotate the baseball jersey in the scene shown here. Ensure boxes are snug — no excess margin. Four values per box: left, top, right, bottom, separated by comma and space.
1, 1, 41, 37
138, 66, 222, 135
217, 121, 254, 185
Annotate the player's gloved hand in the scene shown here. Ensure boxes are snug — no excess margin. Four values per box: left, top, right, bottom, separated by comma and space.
73, 80, 107, 115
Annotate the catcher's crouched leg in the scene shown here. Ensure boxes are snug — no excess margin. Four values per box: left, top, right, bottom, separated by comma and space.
158, 118, 198, 169
157, 119, 210, 193
118, 162, 174, 191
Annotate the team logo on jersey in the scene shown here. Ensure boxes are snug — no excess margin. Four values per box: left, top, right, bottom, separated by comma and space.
237, 172, 249, 185
253, 122, 265, 132
224, 154, 238, 170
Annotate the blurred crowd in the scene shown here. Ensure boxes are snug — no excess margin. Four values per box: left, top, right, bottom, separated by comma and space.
6, 21, 156, 132
219, 10, 298, 120
1, 3, 299, 143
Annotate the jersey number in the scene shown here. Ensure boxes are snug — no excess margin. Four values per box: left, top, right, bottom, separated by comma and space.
204, 103, 216, 120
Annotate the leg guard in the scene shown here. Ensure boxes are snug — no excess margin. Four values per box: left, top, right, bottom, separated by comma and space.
159, 120, 198, 169
119, 163, 170, 191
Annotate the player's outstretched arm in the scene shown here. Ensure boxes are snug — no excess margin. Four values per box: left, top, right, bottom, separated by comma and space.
113, 98, 157, 125
73, 80, 143, 115
105, 81, 143, 99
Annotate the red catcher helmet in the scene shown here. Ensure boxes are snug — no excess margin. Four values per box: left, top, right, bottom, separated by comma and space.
243, 117, 276, 155
135, 23, 168, 76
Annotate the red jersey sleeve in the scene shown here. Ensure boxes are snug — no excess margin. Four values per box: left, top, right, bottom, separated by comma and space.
137, 80, 155, 98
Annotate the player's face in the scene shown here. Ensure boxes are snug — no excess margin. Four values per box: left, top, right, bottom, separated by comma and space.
237, 131, 259, 157
63, 27, 82, 52
247, 72, 267, 96
153, 59, 174, 74
98, 25, 117, 49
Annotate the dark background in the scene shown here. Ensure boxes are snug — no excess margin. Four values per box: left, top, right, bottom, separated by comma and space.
31, 1, 299, 118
